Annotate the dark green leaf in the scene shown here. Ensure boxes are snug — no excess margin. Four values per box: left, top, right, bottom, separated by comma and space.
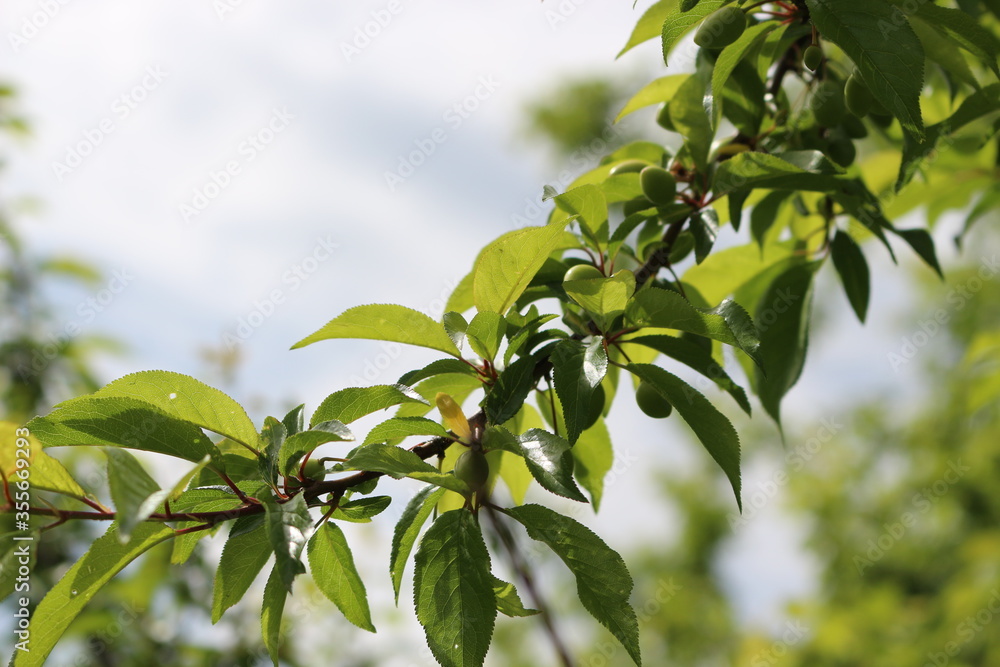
830, 230, 871, 322
308, 522, 375, 632
501, 504, 641, 666
414, 510, 496, 667
628, 335, 752, 414
691, 208, 719, 264
551, 339, 608, 444
331, 495, 392, 523
443, 311, 469, 351
281, 404, 305, 437
805, 0, 925, 138
492, 576, 539, 617
752, 261, 821, 429
344, 443, 470, 495
105, 448, 163, 543
399, 359, 479, 387
213, 516, 272, 623
28, 396, 216, 463
890, 228, 944, 279
263, 494, 312, 592
261, 565, 288, 667
516, 428, 588, 502
391, 486, 446, 603
626, 364, 741, 510
485, 354, 538, 426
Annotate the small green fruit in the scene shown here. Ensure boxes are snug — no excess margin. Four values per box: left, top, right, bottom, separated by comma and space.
811, 80, 846, 127
694, 5, 747, 49
840, 114, 869, 140
454, 449, 490, 490
302, 458, 325, 479
844, 73, 873, 117
635, 381, 673, 419
609, 159, 651, 176
826, 137, 857, 167
803, 44, 823, 72
639, 166, 678, 205
564, 264, 604, 282
656, 103, 676, 131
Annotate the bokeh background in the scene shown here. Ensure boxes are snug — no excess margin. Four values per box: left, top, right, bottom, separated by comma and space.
2, 2, 999, 665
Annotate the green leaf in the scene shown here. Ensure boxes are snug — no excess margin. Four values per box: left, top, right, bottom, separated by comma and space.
1, 422, 87, 498
504, 314, 559, 365
473, 223, 572, 315
661, 0, 725, 64
515, 428, 588, 502
750, 191, 793, 249
752, 261, 821, 429
501, 504, 641, 666
399, 359, 479, 386
443, 311, 469, 351
897, 84, 1000, 191
626, 364, 741, 510
212, 516, 273, 623
551, 339, 608, 445
308, 522, 375, 632
626, 288, 760, 364
293, 304, 461, 357
446, 269, 476, 314
615, 74, 688, 121
618, 0, 679, 57
830, 230, 871, 322
344, 443, 470, 495
466, 311, 507, 362
805, 0, 925, 139
492, 576, 539, 617
281, 404, 305, 436
105, 448, 162, 543
554, 184, 608, 241
11, 522, 174, 667
331, 495, 392, 523
913, 2, 1000, 77
563, 270, 636, 332
890, 228, 944, 278
414, 510, 496, 667
691, 208, 719, 264
363, 416, 450, 445
311, 384, 429, 427
708, 21, 778, 127
391, 486, 446, 603
485, 354, 538, 426
264, 494, 312, 592
909, 16, 980, 91
573, 418, 614, 511
257, 417, 286, 489
714, 151, 844, 196
278, 420, 354, 475
628, 335, 752, 414
28, 396, 217, 463
668, 68, 714, 170
91, 371, 260, 451
261, 565, 288, 667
